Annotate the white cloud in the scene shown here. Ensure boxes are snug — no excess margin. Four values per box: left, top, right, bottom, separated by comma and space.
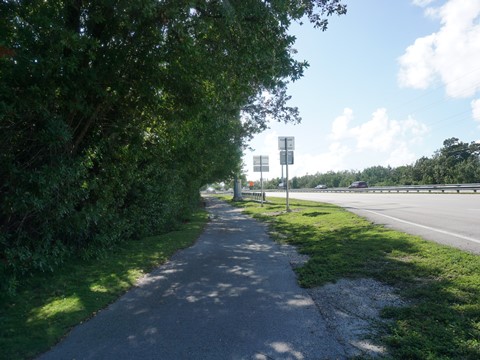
472, 98, 480, 122
352, 108, 400, 151
399, 0, 480, 98
330, 108, 354, 140
398, 34, 437, 89
244, 109, 429, 180
403, 116, 430, 138
329, 108, 429, 153
385, 143, 418, 167
328, 108, 431, 166
325, 107, 429, 171
294, 142, 352, 176
412, 0, 437, 7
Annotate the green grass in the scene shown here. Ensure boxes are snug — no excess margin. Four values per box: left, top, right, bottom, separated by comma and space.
0, 210, 208, 360
220, 195, 480, 359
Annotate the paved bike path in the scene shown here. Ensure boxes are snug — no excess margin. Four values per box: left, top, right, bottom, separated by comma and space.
39, 197, 345, 359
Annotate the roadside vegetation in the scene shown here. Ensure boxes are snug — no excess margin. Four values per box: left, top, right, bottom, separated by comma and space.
0, 1, 346, 295
0, 210, 208, 360
222, 195, 480, 359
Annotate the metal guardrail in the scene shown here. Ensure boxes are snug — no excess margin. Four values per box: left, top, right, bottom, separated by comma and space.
259, 183, 480, 194
241, 191, 266, 201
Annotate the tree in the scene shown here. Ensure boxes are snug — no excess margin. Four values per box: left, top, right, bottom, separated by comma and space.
1, 0, 348, 291
429, 138, 480, 183
391, 165, 414, 185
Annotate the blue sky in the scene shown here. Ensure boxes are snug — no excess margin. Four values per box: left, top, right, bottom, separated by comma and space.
243, 0, 480, 181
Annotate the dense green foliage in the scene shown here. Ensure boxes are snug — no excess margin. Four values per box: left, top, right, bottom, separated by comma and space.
260, 137, 480, 189
0, 1, 346, 292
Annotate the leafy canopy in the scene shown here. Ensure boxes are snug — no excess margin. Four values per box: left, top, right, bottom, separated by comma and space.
0, 0, 347, 290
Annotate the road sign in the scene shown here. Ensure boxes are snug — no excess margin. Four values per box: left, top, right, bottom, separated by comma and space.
253, 155, 269, 172
280, 151, 294, 165
278, 136, 295, 150
253, 155, 269, 207
254, 165, 269, 172
278, 136, 294, 212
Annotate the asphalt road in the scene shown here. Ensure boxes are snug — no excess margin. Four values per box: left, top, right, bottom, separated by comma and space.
38, 197, 346, 360
267, 191, 480, 254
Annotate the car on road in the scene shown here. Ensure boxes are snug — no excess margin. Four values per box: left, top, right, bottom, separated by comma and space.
315, 184, 328, 189
349, 181, 368, 189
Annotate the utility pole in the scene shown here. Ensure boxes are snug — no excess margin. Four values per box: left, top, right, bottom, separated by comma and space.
233, 174, 242, 201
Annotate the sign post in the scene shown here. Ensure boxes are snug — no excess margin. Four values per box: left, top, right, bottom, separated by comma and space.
278, 137, 295, 212
253, 155, 269, 206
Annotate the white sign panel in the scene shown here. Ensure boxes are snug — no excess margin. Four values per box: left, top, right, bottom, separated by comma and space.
280, 151, 294, 165
254, 165, 269, 172
253, 156, 269, 166
278, 136, 295, 150
253, 155, 269, 172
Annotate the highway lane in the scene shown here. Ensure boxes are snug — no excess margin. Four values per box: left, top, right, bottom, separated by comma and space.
266, 191, 480, 254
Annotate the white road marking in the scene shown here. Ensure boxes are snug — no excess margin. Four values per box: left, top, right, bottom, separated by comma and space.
364, 210, 480, 244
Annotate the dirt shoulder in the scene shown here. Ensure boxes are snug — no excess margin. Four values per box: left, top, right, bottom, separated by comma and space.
279, 243, 406, 358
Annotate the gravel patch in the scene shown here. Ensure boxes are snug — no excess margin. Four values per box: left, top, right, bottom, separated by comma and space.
308, 278, 406, 358
279, 242, 406, 358
278, 243, 311, 269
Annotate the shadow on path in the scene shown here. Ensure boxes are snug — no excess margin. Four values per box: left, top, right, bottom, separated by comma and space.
38, 197, 345, 360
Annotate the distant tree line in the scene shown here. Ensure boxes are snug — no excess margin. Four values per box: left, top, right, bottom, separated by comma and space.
256, 138, 480, 189
0, 1, 347, 292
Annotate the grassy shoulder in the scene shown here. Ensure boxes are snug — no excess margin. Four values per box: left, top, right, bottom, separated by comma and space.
0, 209, 208, 360
219, 195, 480, 359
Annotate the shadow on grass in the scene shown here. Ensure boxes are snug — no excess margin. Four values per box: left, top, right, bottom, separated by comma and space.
302, 211, 329, 217
271, 220, 420, 287
0, 212, 208, 360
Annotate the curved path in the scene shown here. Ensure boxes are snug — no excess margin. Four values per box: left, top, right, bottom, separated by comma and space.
38, 198, 346, 360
